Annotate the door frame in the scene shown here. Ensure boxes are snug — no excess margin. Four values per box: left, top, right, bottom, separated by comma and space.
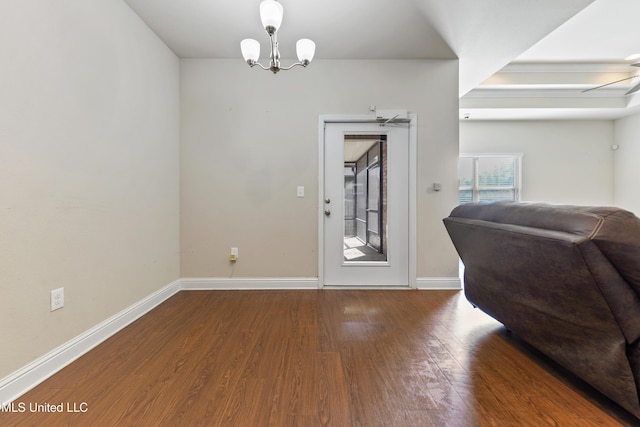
318, 114, 417, 288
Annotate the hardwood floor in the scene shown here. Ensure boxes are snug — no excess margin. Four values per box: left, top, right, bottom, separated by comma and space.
2, 290, 638, 426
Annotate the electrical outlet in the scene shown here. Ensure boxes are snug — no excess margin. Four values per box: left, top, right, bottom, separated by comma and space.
51, 287, 64, 311
230, 247, 239, 261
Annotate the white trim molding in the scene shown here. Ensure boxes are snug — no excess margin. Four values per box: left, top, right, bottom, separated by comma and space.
416, 277, 462, 290
0, 280, 181, 406
180, 277, 319, 290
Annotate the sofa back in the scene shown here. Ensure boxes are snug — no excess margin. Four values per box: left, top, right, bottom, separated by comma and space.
445, 201, 640, 344
449, 201, 640, 296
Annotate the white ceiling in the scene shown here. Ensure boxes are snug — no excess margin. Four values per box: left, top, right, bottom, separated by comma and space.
517, 0, 640, 62
123, 0, 640, 120
463, 0, 640, 120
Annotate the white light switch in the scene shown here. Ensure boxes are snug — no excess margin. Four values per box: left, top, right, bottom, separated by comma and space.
297, 186, 305, 197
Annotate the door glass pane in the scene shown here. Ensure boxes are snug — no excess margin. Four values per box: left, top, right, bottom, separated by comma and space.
368, 143, 380, 167
343, 135, 387, 262
355, 156, 367, 243
367, 165, 381, 251
344, 165, 356, 237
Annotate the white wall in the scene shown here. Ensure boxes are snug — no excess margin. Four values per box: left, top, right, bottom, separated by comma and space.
614, 113, 640, 215
180, 59, 461, 280
460, 120, 615, 205
0, 1, 180, 378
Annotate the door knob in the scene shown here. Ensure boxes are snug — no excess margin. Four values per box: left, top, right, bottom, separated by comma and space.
324, 210, 331, 216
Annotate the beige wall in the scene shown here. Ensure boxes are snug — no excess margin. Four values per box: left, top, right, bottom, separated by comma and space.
0, 1, 180, 377
614, 112, 640, 215
460, 120, 615, 206
180, 59, 461, 280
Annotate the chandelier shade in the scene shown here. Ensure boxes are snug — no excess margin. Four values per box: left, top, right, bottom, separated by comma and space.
296, 39, 316, 63
241, 0, 315, 74
259, 0, 283, 34
240, 39, 260, 63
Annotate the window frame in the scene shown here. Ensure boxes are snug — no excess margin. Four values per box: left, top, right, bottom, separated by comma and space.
459, 153, 523, 203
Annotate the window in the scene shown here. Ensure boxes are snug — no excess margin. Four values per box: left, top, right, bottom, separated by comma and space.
459, 154, 522, 204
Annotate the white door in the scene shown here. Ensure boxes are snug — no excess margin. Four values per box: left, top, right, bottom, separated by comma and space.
322, 120, 410, 287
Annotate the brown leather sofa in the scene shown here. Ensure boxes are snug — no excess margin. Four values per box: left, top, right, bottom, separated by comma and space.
443, 201, 640, 418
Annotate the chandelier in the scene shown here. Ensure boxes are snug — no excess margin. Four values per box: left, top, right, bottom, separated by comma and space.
240, 0, 316, 74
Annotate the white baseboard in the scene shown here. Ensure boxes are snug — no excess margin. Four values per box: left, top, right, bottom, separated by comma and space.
415, 277, 462, 290
180, 277, 319, 290
0, 280, 181, 405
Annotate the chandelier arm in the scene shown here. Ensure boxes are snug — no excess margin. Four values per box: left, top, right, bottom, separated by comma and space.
250, 62, 271, 71
279, 62, 308, 71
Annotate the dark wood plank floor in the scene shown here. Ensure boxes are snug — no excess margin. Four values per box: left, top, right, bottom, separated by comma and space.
2, 290, 638, 426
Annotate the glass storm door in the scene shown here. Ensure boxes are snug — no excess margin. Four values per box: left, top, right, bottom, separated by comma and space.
323, 122, 409, 287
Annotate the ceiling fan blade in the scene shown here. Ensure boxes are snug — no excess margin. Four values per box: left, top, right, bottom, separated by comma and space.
581, 75, 636, 93
626, 80, 640, 95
